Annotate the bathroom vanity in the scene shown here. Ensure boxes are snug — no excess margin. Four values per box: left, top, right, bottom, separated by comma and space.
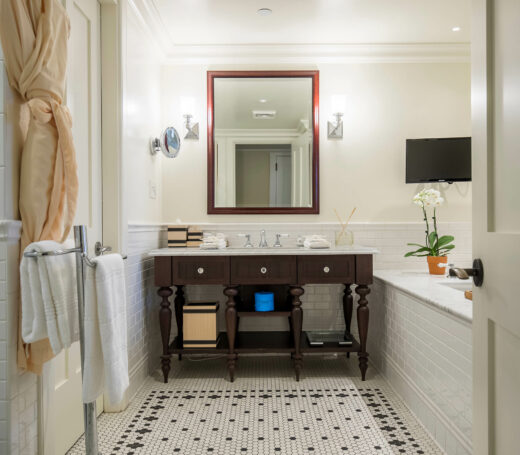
151, 247, 376, 383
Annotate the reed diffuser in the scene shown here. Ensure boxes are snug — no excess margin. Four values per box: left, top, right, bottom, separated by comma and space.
334, 207, 356, 246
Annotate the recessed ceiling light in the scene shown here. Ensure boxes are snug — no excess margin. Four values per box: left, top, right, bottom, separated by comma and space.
257, 8, 272, 16
259, 99, 267, 103
452, 26, 461, 32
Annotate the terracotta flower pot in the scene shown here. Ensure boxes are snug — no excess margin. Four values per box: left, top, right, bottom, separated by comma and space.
427, 256, 448, 275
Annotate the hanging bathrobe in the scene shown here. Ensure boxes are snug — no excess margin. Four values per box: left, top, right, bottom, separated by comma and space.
0, 0, 79, 374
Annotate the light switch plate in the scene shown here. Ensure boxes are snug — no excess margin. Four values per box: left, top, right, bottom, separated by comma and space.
149, 180, 157, 199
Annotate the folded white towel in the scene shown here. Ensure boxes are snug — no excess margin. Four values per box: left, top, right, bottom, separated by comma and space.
200, 232, 227, 249
20, 240, 79, 354
303, 235, 331, 249
83, 254, 129, 406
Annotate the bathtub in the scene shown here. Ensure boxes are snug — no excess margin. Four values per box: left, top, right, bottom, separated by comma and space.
369, 270, 472, 455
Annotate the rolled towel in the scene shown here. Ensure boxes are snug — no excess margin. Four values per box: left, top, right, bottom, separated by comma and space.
303, 235, 331, 249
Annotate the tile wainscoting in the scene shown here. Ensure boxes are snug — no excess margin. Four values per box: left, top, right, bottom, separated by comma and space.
0, 220, 39, 455
124, 225, 166, 403
369, 276, 472, 455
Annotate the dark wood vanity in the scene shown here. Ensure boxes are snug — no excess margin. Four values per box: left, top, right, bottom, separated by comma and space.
152, 249, 374, 383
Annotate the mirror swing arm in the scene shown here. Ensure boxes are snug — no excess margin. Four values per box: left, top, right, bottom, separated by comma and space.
207, 70, 320, 215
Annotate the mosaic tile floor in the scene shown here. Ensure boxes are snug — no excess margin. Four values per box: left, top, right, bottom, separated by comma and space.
68, 355, 444, 454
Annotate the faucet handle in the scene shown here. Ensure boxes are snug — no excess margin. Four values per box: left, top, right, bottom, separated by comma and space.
238, 233, 253, 248
273, 233, 289, 248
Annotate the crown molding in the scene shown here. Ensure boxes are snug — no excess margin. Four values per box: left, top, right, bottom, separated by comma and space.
127, 0, 171, 57
133, 1, 470, 64
162, 43, 470, 65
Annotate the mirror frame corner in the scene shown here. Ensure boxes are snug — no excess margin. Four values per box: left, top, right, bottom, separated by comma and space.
207, 70, 320, 214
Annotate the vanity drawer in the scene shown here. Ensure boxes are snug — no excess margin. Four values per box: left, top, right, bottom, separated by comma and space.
298, 255, 355, 284
172, 256, 230, 284
230, 256, 297, 285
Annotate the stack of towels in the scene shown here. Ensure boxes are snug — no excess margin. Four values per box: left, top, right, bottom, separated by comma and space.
303, 235, 331, 249
200, 232, 228, 249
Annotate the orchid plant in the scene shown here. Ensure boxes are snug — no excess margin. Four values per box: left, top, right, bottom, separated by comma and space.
405, 189, 455, 258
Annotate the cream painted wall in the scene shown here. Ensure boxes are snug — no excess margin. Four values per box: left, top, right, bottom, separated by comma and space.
161, 62, 471, 223
122, 1, 163, 224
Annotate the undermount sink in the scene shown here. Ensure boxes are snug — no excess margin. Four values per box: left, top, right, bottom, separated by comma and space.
438, 281, 472, 292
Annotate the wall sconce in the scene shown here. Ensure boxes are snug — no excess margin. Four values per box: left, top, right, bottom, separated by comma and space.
328, 94, 346, 139
328, 113, 344, 139
184, 114, 199, 140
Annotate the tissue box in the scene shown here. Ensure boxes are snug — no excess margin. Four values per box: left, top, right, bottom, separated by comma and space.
255, 292, 275, 312
168, 225, 188, 248
183, 301, 220, 348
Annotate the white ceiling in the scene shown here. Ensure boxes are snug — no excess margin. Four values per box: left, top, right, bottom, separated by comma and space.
214, 78, 312, 130
151, 0, 471, 47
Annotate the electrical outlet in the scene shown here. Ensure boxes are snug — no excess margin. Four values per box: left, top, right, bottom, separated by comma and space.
149, 180, 157, 199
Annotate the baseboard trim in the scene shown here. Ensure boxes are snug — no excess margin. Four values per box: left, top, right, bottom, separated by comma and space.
371, 355, 472, 454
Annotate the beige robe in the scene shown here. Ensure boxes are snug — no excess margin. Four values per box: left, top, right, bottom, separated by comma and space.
0, 0, 79, 374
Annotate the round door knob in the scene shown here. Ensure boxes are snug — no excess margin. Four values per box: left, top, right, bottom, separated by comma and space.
260, 267, 267, 274
197, 267, 204, 275
323, 266, 330, 273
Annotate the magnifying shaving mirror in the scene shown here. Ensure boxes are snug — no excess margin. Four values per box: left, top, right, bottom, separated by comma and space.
150, 126, 181, 158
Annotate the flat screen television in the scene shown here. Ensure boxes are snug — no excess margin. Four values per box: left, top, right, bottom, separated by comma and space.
406, 137, 471, 183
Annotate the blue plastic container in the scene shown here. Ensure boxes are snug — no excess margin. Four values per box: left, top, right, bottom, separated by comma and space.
254, 292, 275, 312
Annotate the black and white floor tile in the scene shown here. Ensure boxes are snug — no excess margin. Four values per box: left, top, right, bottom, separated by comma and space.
68, 356, 444, 454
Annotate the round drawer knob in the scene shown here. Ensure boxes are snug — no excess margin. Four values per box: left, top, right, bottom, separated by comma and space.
323, 266, 330, 273
197, 267, 205, 275
260, 267, 267, 274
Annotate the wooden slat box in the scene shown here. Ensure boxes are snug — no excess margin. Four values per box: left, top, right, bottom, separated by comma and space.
183, 301, 220, 348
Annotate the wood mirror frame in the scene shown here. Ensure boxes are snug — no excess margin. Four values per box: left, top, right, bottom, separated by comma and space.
207, 70, 319, 214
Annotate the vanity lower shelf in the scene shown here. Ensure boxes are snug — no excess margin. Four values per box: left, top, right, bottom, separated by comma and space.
169, 331, 361, 355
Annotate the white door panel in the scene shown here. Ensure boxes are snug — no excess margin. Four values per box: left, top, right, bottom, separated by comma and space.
472, 0, 520, 453
44, 0, 103, 454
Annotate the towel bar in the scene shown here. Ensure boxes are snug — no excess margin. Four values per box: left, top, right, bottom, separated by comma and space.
22, 225, 126, 455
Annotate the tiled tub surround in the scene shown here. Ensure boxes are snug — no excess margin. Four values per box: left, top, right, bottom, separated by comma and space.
369, 271, 472, 455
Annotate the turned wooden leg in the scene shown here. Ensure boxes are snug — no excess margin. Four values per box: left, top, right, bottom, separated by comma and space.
224, 286, 239, 382
158, 286, 173, 383
174, 285, 185, 361
290, 286, 304, 381
355, 284, 371, 380
343, 284, 353, 358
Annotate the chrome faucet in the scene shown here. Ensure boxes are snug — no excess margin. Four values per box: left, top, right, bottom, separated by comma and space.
259, 230, 268, 248
273, 233, 289, 248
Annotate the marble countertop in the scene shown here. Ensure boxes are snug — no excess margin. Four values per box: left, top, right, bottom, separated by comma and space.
149, 245, 379, 257
373, 270, 473, 323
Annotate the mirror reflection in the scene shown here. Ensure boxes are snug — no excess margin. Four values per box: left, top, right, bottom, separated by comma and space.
213, 77, 314, 208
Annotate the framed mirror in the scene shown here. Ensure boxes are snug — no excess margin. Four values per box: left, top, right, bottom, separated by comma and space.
207, 70, 319, 214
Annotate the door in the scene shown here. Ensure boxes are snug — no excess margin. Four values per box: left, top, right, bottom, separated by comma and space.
472, 0, 520, 454
269, 152, 292, 207
42, 0, 103, 453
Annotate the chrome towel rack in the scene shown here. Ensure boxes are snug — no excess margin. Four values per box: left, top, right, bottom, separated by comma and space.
23, 225, 126, 455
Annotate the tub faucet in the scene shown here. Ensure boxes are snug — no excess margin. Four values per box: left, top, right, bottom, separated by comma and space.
259, 230, 268, 248
448, 267, 470, 280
